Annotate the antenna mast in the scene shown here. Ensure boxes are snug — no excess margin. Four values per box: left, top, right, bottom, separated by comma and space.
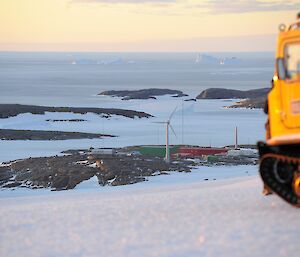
235, 126, 238, 149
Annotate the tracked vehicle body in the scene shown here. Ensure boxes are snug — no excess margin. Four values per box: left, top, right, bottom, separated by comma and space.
258, 17, 300, 207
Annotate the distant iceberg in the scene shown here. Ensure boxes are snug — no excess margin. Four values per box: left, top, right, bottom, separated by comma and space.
70, 59, 98, 65
99, 58, 126, 65
195, 54, 219, 64
195, 54, 241, 66
219, 57, 241, 65
69, 58, 133, 66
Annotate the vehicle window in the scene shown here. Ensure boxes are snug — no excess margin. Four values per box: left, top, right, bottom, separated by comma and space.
285, 43, 300, 80
277, 58, 286, 80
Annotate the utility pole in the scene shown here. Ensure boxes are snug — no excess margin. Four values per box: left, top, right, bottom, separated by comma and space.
181, 100, 184, 145
235, 126, 238, 149
165, 122, 170, 163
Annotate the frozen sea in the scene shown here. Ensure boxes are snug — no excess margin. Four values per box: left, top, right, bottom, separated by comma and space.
0, 52, 274, 106
0, 52, 273, 162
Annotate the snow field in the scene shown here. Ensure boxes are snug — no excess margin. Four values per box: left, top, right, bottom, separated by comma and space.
0, 175, 299, 257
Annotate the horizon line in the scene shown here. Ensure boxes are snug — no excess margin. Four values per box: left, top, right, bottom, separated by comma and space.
0, 50, 275, 53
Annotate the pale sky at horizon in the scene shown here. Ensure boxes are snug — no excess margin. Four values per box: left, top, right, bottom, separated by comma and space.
0, 0, 299, 52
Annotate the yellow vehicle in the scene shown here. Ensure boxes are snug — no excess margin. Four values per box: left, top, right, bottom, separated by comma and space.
258, 14, 300, 207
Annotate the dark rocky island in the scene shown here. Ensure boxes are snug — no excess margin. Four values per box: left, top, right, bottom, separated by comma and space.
196, 87, 270, 109
99, 88, 188, 100
196, 88, 270, 100
0, 104, 152, 119
184, 98, 197, 102
0, 129, 115, 141
46, 119, 86, 122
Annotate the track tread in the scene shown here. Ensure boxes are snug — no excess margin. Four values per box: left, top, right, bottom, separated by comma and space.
260, 153, 300, 207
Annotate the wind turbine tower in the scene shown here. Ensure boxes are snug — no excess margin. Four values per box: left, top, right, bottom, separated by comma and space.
154, 107, 177, 163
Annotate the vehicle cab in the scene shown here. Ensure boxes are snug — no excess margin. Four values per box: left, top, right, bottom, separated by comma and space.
267, 18, 300, 145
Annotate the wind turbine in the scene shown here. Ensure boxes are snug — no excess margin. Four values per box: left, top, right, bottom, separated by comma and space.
153, 107, 177, 163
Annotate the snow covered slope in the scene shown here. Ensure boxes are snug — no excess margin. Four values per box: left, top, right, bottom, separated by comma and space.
0, 175, 299, 257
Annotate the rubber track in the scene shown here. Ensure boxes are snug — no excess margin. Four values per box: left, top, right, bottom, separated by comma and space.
260, 153, 300, 207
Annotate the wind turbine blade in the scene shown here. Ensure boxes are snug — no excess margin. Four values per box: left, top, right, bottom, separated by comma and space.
168, 106, 178, 121
170, 124, 177, 138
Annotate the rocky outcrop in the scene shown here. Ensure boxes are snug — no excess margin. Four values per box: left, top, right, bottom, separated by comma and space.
0, 129, 115, 141
196, 88, 270, 100
0, 104, 153, 119
0, 153, 191, 190
5, 155, 97, 190
228, 97, 266, 109
0, 167, 14, 186
99, 88, 188, 100
95, 157, 171, 186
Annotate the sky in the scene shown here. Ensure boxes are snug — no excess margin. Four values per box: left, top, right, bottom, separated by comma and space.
0, 0, 299, 52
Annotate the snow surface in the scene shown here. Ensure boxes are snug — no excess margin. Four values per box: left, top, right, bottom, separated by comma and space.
1, 172, 299, 257
0, 97, 265, 162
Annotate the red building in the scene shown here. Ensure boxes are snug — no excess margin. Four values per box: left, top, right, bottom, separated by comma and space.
174, 146, 228, 158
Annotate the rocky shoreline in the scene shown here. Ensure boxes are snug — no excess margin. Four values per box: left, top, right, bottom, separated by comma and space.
0, 104, 153, 119
0, 129, 115, 141
227, 97, 266, 109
